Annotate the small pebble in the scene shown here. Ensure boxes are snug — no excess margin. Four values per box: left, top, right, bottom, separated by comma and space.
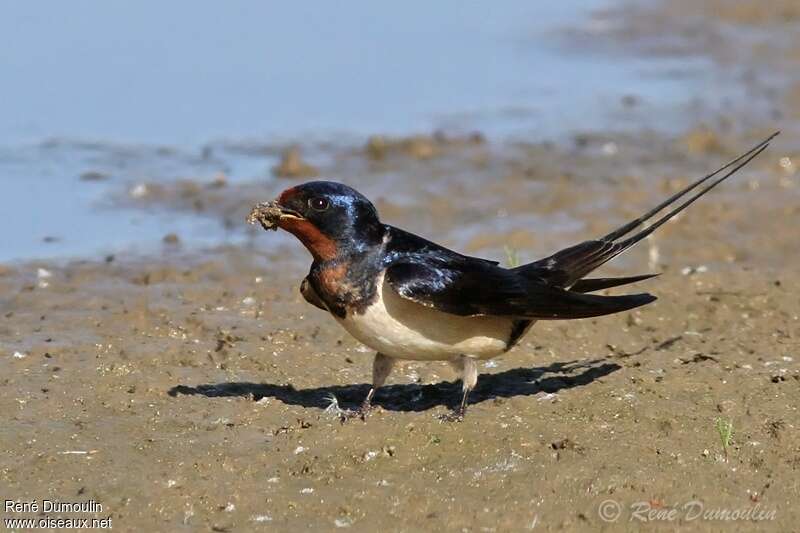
273, 146, 318, 178
334, 518, 353, 528
80, 170, 109, 182
602, 142, 618, 155
130, 184, 149, 198
210, 173, 228, 188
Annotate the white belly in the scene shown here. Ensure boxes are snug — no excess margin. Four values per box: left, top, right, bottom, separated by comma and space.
334, 273, 513, 361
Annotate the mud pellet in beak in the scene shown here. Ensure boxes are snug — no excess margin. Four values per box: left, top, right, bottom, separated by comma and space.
247, 202, 283, 231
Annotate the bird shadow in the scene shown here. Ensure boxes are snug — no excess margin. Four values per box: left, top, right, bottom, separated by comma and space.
168, 358, 620, 413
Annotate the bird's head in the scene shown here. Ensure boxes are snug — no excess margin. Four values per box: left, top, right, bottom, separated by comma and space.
266, 181, 384, 261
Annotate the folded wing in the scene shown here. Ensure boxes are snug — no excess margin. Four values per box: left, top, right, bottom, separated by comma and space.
384, 260, 655, 320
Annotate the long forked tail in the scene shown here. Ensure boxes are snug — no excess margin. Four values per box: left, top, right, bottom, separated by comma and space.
515, 131, 779, 288
569, 273, 659, 293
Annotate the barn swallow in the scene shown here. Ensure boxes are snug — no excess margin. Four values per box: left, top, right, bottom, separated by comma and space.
248, 132, 776, 421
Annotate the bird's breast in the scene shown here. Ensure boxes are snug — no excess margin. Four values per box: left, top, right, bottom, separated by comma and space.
310, 259, 374, 317
334, 272, 513, 361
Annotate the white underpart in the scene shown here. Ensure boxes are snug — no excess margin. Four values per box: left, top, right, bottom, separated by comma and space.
335, 272, 514, 361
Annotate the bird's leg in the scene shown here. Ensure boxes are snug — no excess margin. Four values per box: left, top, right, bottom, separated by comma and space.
342, 352, 394, 422
439, 355, 478, 422
360, 352, 394, 418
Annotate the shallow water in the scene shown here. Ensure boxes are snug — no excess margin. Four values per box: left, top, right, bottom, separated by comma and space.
1, 1, 725, 261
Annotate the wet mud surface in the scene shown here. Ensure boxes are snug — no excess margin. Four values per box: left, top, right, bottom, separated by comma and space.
2, 1, 800, 531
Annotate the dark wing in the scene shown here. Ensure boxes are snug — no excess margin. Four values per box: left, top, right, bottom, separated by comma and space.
384, 225, 500, 266
515, 132, 778, 287
384, 259, 655, 320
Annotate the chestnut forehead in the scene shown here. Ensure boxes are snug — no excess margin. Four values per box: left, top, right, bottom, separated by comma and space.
277, 186, 301, 204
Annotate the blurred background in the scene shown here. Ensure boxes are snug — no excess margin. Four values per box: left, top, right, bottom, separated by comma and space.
0, 0, 790, 261
2, 4, 799, 530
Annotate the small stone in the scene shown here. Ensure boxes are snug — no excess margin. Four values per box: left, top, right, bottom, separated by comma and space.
210, 173, 228, 188
365, 135, 388, 159
404, 136, 436, 159
621, 94, 639, 107
551, 438, 576, 450
778, 156, 796, 175
363, 450, 378, 461
272, 146, 318, 178
80, 170, 109, 182
334, 517, 353, 528
602, 142, 618, 156
716, 400, 736, 413
130, 184, 149, 198
683, 127, 722, 155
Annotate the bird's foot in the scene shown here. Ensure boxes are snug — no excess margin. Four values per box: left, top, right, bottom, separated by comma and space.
356, 402, 374, 421
324, 393, 364, 423
337, 401, 373, 423
336, 409, 357, 424
437, 406, 466, 423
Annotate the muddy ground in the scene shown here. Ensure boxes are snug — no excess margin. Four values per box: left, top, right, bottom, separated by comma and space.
2, 1, 800, 531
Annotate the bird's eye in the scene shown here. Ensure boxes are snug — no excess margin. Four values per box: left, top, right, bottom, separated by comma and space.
308, 197, 330, 211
